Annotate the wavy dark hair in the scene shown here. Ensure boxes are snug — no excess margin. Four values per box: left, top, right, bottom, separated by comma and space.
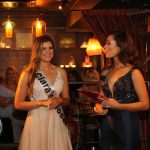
23, 35, 54, 96
109, 31, 140, 68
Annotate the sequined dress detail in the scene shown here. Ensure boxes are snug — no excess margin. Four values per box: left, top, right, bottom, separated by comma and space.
100, 67, 141, 150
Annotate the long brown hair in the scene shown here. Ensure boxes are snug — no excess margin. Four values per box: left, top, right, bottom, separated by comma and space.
109, 31, 140, 68
23, 35, 54, 96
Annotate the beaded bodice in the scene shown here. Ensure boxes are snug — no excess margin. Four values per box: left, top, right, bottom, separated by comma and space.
101, 67, 138, 103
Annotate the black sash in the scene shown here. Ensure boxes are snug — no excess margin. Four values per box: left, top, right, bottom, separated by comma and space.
35, 72, 65, 123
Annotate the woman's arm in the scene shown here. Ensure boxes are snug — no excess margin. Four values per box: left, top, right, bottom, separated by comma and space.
14, 72, 49, 111
108, 69, 149, 111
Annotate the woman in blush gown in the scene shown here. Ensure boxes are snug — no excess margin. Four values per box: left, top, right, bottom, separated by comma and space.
15, 35, 72, 150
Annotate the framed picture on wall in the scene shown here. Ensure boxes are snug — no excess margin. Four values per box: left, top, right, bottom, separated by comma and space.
16, 32, 33, 48
58, 33, 75, 48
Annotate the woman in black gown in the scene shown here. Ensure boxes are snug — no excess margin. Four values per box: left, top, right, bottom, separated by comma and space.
94, 31, 149, 150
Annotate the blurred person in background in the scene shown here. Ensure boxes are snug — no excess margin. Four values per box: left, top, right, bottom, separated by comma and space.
68, 70, 83, 104
0, 66, 24, 143
79, 68, 100, 113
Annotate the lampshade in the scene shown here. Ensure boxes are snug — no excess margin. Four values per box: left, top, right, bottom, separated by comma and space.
2, 18, 15, 38
32, 18, 46, 37
86, 37, 103, 56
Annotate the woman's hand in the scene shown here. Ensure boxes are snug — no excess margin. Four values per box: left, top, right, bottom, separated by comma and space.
106, 98, 120, 109
39, 100, 50, 107
48, 97, 62, 110
98, 93, 108, 102
94, 103, 108, 115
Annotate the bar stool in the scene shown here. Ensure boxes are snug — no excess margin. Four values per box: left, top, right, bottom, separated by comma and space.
0, 118, 14, 143
84, 120, 101, 150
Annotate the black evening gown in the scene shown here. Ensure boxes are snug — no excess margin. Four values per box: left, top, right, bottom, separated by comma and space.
100, 67, 141, 150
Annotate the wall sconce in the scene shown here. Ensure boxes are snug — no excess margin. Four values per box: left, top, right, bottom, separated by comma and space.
86, 37, 103, 56
83, 55, 92, 67
32, 18, 46, 37
80, 35, 88, 48
80, 41, 87, 48
2, 17, 15, 38
69, 56, 76, 67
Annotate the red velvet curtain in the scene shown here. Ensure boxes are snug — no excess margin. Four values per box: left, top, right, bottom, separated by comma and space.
82, 9, 148, 69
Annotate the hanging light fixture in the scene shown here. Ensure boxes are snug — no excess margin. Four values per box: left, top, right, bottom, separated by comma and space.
86, 37, 103, 56
32, 18, 46, 37
2, 16, 15, 38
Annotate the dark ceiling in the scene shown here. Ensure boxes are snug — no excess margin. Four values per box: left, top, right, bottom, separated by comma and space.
0, 0, 149, 10
0, 0, 149, 32
94, 0, 150, 9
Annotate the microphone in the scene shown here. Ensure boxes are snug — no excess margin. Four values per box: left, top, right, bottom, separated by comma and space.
101, 101, 108, 109
102, 99, 122, 109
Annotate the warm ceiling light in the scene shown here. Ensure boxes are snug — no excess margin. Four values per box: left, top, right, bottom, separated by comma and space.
1, 2, 18, 8
2, 18, 15, 38
32, 18, 46, 37
86, 37, 103, 56
0, 1, 36, 8
58, 5, 62, 10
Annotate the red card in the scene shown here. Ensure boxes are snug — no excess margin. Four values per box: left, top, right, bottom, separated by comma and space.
77, 89, 108, 101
